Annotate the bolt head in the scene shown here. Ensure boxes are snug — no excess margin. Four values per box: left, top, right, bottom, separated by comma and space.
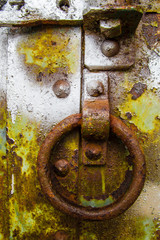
54, 159, 69, 177
101, 40, 120, 57
53, 80, 70, 98
100, 19, 121, 38
85, 143, 102, 161
86, 80, 104, 97
54, 231, 69, 240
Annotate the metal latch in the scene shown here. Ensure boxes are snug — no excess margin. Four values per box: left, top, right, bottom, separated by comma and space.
36, 5, 146, 220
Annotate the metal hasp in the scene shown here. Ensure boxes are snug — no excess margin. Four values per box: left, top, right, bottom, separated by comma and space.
37, 5, 146, 220
37, 113, 145, 220
84, 6, 143, 70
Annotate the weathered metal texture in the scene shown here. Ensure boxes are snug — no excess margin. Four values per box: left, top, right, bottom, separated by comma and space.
7, 26, 81, 131
82, 100, 110, 140
79, 12, 160, 239
6, 26, 81, 239
37, 113, 145, 220
0, 0, 160, 27
83, 7, 143, 34
100, 19, 122, 38
84, 30, 135, 71
0, 2, 160, 239
54, 230, 69, 240
0, 28, 9, 239
81, 70, 110, 208
0, 0, 85, 26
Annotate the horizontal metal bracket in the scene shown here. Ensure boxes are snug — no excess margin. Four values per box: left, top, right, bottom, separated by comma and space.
83, 6, 143, 34
0, 3, 142, 27
84, 30, 135, 71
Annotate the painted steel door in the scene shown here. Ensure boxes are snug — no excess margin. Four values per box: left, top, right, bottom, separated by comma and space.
0, 0, 160, 239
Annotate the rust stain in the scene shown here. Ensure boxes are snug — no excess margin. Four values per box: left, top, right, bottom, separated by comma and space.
7, 114, 77, 239
118, 90, 160, 133
142, 13, 160, 49
18, 27, 80, 75
130, 82, 147, 100
38, 113, 145, 220
0, 98, 9, 239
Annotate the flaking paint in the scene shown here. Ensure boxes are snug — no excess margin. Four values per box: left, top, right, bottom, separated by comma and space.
0, 7, 160, 240
18, 27, 80, 75
8, 114, 78, 239
118, 90, 160, 133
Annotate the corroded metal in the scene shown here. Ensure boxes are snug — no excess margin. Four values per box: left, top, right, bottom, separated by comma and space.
7, 26, 81, 129
82, 100, 110, 140
54, 230, 69, 240
85, 143, 102, 161
6, 25, 81, 239
84, 30, 135, 71
101, 39, 120, 57
53, 80, 70, 98
100, 19, 122, 38
54, 159, 70, 177
0, 2, 160, 239
37, 113, 146, 220
86, 80, 104, 97
83, 6, 143, 33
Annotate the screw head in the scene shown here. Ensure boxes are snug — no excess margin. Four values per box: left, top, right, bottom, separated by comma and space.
54, 159, 69, 177
85, 143, 102, 161
86, 80, 104, 97
101, 40, 120, 57
53, 80, 70, 98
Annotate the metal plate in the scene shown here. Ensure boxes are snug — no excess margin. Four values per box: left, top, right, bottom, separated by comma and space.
84, 30, 135, 71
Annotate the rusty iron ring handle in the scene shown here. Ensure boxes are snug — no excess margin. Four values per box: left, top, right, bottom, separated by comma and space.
37, 113, 146, 220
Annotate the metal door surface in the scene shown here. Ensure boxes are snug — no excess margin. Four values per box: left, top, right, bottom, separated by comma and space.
0, 0, 160, 239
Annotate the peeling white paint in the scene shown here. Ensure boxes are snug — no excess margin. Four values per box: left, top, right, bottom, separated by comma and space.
7, 27, 81, 130
148, 51, 160, 89
0, 0, 85, 25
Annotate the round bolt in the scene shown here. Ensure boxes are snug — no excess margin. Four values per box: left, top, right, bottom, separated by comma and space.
59, 0, 70, 12
86, 80, 104, 97
53, 80, 70, 98
54, 230, 69, 240
54, 159, 69, 177
85, 143, 102, 161
101, 40, 120, 57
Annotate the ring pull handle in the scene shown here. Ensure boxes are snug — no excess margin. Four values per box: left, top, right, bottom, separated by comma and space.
37, 113, 145, 220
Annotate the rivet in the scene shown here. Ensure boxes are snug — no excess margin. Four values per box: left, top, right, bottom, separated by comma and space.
54, 230, 69, 240
59, 0, 70, 12
85, 143, 102, 161
86, 80, 104, 97
53, 80, 70, 98
54, 159, 69, 177
101, 40, 120, 57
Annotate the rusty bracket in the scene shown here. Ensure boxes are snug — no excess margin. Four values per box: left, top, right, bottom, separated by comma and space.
81, 70, 109, 166
84, 7, 142, 71
0, 4, 142, 27
83, 6, 142, 34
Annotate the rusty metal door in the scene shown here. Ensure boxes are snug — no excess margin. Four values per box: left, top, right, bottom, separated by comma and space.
0, 0, 160, 239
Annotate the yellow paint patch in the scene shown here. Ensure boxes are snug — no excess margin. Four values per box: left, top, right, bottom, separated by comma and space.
0, 233, 3, 240
7, 114, 40, 175
18, 27, 80, 74
119, 91, 160, 133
